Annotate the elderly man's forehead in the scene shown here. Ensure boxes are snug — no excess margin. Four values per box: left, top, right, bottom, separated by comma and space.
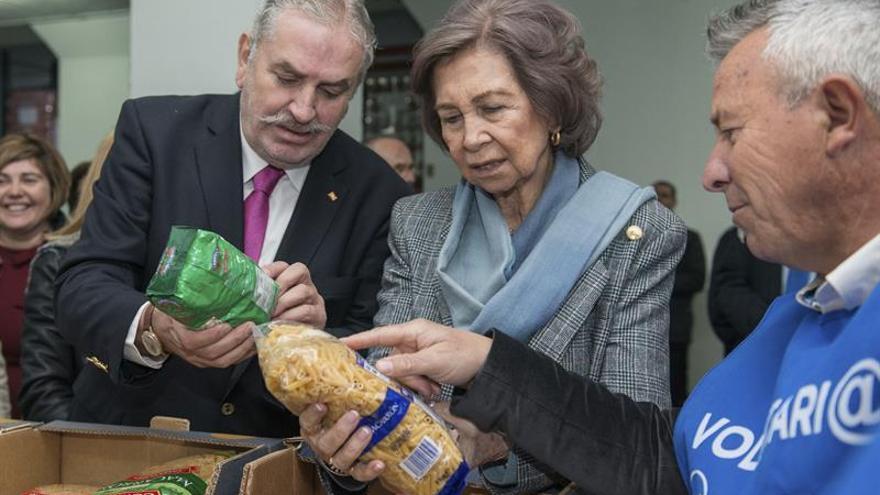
710, 29, 772, 118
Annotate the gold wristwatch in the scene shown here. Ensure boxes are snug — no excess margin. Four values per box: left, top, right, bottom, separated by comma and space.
140, 305, 168, 359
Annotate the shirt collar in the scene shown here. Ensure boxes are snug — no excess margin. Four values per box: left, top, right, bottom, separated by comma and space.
797, 232, 880, 313
240, 124, 310, 192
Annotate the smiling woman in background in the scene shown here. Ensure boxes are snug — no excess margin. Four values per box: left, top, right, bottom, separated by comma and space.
0, 133, 70, 418
300, 0, 686, 492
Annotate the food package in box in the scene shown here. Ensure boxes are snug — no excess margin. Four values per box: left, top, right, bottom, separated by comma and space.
21, 485, 98, 495
93, 453, 232, 495
21, 453, 232, 495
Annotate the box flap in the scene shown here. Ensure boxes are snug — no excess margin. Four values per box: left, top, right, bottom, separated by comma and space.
0, 418, 38, 434
40, 420, 279, 449
240, 448, 317, 495
150, 416, 191, 432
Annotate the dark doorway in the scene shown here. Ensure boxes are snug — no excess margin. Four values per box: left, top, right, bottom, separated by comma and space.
0, 25, 57, 141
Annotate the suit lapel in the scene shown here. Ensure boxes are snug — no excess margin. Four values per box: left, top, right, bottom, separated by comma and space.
530, 260, 609, 363
194, 95, 245, 249
193, 96, 251, 402
276, 131, 348, 264
434, 211, 455, 326
527, 161, 604, 362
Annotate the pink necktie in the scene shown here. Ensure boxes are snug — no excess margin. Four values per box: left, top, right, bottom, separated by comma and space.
244, 165, 285, 261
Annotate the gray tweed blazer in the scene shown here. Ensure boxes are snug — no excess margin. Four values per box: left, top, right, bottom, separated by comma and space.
372, 161, 686, 493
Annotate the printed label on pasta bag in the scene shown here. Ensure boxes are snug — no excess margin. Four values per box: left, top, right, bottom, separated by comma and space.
358, 387, 411, 452
355, 356, 447, 426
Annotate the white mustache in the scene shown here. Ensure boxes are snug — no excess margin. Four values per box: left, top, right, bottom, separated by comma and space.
259, 111, 332, 134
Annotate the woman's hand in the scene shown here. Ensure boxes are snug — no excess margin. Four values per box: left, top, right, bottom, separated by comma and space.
342, 319, 492, 397
434, 402, 509, 467
299, 403, 385, 482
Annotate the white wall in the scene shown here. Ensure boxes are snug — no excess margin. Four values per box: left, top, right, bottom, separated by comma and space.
31, 12, 130, 166
129, 0, 362, 137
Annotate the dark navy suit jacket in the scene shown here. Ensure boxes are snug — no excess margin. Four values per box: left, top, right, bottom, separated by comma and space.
56, 94, 410, 437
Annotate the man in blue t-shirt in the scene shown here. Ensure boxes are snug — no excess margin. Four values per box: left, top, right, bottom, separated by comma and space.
296, 1, 880, 494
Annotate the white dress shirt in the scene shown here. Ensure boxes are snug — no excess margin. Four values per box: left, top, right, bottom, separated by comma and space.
797, 232, 880, 313
123, 125, 310, 368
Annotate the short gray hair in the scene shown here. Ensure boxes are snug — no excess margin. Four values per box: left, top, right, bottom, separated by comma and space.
411, 0, 603, 158
250, 0, 377, 85
707, 0, 880, 116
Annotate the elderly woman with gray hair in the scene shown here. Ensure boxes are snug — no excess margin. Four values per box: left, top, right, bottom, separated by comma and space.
300, 0, 685, 492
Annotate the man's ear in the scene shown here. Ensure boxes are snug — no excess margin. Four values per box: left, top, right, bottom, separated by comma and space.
235, 33, 252, 90
818, 75, 863, 156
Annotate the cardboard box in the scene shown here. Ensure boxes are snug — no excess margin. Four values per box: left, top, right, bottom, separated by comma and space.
240, 446, 319, 495
240, 446, 482, 495
0, 419, 286, 495
238, 440, 489, 495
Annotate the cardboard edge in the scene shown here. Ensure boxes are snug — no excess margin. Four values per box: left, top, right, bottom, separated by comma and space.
39, 420, 277, 449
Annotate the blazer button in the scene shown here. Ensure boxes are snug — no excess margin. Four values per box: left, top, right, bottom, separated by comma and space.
85, 356, 109, 373
221, 402, 235, 416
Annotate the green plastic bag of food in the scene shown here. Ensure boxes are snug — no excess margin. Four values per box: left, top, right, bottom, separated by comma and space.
146, 226, 278, 329
93, 452, 232, 495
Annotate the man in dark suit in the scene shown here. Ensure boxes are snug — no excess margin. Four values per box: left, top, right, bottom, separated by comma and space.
653, 181, 705, 406
55, 0, 410, 438
708, 226, 781, 355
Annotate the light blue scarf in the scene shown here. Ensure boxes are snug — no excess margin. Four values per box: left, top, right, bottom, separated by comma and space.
437, 152, 655, 341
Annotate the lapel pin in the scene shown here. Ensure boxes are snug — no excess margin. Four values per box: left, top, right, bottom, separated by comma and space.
626, 225, 644, 241
327, 191, 338, 202
86, 356, 109, 373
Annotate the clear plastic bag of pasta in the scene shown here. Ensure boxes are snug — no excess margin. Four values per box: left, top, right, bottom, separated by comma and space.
254, 321, 469, 495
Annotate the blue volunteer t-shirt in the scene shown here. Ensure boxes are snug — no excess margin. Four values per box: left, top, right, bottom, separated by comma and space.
673, 288, 880, 494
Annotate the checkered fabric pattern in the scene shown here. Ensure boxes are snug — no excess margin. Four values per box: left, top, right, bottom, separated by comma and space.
370, 161, 686, 494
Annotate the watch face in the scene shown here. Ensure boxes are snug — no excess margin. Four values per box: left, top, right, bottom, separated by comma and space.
142, 330, 165, 357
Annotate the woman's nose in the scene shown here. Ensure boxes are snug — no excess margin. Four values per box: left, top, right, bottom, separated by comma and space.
462, 119, 489, 151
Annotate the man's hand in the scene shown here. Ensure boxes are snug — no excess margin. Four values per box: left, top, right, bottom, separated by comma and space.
342, 319, 492, 397
148, 307, 255, 368
263, 261, 327, 328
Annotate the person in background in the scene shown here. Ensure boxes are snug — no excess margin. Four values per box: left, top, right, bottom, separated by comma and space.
311, 0, 880, 493
365, 135, 416, 188
301, 0, 686, 492
54, 0, 409, 438
653, 180, 705, 405
0, 133, 70, 418
19, 132, 113, 422
66, 160, 90, 213
708, 226, 781, 355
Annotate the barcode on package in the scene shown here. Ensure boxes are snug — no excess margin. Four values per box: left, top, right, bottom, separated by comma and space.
252, 266, 277, 314
400, 436, 442, 481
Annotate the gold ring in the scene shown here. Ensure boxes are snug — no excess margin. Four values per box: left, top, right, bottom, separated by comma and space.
321, 456, 349, 477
